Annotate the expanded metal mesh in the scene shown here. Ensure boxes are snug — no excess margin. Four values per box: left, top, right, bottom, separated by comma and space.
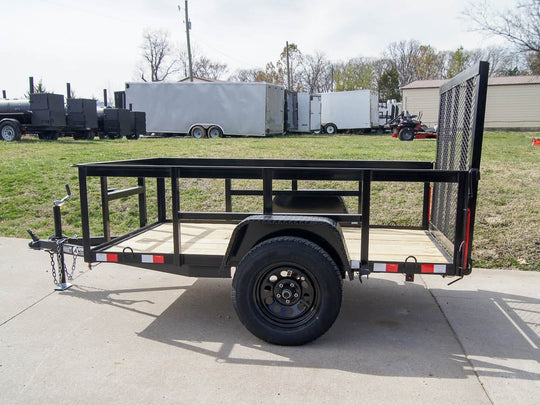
431, 74, 479, 247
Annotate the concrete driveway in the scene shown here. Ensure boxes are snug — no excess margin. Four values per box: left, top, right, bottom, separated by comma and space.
1, 237, 538, 404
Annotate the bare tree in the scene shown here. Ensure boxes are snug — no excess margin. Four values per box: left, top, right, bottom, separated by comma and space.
464, 0, 540, 53
176, 48, 228, 80
385, 40, 422, 86
299, 52, 333, 93
464, 0, 540, 73
192, 56, 227, 80
385, 40, 447, 85
467, 46, 527, 75
139, 29, 178, 82
228, 69, 260, 82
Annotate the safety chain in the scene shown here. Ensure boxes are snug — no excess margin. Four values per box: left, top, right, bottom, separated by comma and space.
45, 237, 79, 285
47, 249, 59, 285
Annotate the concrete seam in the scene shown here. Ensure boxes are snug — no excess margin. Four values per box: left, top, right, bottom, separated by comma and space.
421, 276, 495, 405
0, 291, 56, 328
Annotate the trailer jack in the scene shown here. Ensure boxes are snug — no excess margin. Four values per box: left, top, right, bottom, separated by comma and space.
28, 184, 74, 291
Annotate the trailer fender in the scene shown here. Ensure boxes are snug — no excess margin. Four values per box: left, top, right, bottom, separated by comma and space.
223, 215, 351, 278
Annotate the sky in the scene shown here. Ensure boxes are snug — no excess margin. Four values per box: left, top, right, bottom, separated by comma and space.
1, 0, 517, 101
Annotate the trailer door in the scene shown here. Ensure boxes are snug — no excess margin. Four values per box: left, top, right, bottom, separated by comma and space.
310, 95, 321, 132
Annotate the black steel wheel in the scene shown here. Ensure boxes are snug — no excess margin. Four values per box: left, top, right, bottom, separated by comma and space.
232, 236, 342, 345
0, 121, 22, 141
398, 127, 415, 141
324, 123, 337, 135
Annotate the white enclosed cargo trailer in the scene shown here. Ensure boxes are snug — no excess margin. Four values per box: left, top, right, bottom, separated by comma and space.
320, 89, 379, 134
125, 81, 284, 137
285, 91, 321, 133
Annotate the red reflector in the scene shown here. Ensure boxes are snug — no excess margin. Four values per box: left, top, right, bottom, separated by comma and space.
153, 255, 164, 263
421, 264, 434, 273
387, 263, 399, 272
107, 253, 118, 262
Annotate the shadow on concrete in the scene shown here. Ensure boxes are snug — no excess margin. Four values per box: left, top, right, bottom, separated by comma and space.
62, 276, 540, 380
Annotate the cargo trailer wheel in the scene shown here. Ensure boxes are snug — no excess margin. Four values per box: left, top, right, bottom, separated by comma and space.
398, 127, 415, 141
126, 133, 140, 140
324, 123, 337, 134
207, 126, 223, 138
232, 236, 342, 345
190, 126, 206, 139
0, 121, 22, 141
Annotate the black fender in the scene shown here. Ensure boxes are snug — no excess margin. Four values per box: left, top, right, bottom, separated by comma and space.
223, 215, 351, 279
0, 118, 23, 130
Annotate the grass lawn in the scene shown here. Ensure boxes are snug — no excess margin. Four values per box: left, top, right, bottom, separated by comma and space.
0, 132, 538, 271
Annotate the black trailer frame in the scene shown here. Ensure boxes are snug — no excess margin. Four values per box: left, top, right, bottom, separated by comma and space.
29, 62, 489, 344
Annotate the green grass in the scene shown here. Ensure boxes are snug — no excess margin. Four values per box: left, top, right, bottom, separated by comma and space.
0, 132, 538, 271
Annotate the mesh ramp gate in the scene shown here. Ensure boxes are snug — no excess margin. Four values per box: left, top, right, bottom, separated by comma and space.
430, 61, 489, 269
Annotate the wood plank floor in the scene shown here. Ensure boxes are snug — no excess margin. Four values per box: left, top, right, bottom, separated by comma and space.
105, 223, 450, 263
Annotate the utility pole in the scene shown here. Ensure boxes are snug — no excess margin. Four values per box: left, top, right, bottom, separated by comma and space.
286, 41, 291, 91
179, 1, 193, 82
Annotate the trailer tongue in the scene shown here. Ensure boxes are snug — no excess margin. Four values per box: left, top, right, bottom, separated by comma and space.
28, 62, 489, 345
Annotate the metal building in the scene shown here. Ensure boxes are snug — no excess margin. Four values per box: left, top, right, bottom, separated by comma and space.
402, 75, 540, 130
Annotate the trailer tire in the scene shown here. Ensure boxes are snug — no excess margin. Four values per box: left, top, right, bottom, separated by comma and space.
232, 236, 342, 345
126, 133, 140, 140
0, 121, 22, 141
190, 125, 206, 139
399, 127, 415, 141
207, 126, 223, 138
324, 123, 337, 135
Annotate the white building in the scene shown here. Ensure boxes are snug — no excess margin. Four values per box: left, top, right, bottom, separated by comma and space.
402, 75, 540, 130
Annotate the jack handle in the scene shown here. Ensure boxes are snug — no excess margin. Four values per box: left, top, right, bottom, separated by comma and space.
53, 184, 71, 207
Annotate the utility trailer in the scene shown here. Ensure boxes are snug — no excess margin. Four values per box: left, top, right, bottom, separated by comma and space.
0, 93, 66, 141
28, 63, 488, 345
124, 81, 284, 138
285, 91, 321, 133
320, 89, 379, 134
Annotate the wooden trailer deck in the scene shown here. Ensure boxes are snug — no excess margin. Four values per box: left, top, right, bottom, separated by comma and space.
104, 223, 451, 264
